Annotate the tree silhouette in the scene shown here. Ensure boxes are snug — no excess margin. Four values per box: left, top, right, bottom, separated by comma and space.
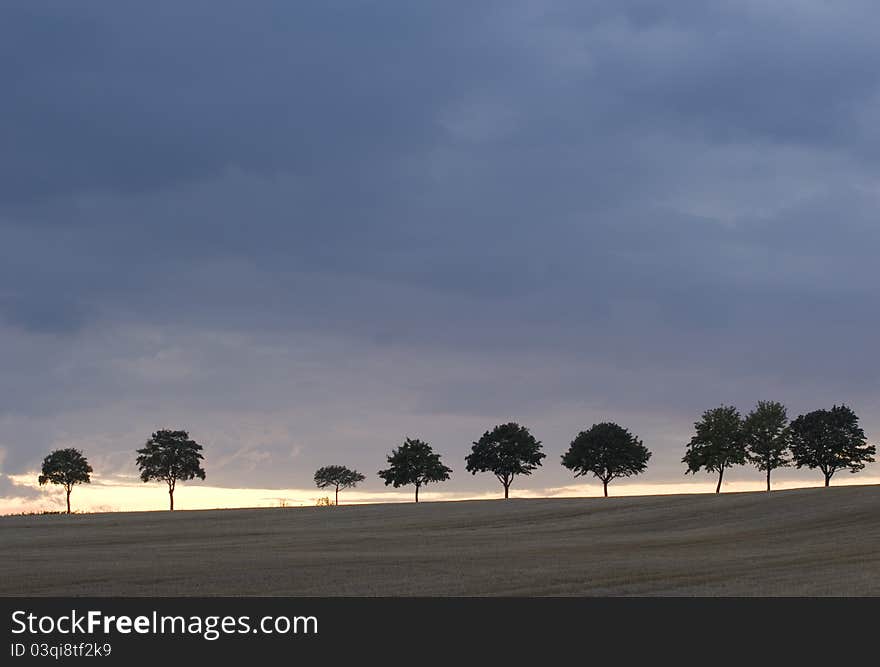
683, 406, 746, 493
561, 422, 651, 497
38, 448, 93, 514
743, 401, 791, 492
314, 465, 366, 506
377, 438, 451, 502
466, 422, 545, 499
789, 405, 875, 486
136, 429, 206, 510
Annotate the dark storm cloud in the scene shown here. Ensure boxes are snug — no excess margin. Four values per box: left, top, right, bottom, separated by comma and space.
0, 1, 496, 206
1, 1, 878, 492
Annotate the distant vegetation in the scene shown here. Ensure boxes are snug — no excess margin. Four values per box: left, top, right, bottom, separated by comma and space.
37, 448, 92, 514
683, 402, 874, 492
466, 422, 545, 499
790, 405, 873, 486
743, 401, 791, 492
314, 465, 365, 505
28, 403, 876, 511
377, 438, 451, 502
136, 429, 206, 510
683, 405, 748, 493
561, 423, 651, 497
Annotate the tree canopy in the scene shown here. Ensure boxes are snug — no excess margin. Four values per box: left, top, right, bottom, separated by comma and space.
561, 422, 651, 496
466, 422, 545, 498
743, 400, 791, 491
136, 429, 206, 510
314, 465, 366, 505
377, 438, 451, 502
789, 405, 875, 486
38, 448, 93, 514
682, 405, 747, 493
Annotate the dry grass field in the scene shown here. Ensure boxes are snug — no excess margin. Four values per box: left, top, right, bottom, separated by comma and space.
2, 485, 879, 596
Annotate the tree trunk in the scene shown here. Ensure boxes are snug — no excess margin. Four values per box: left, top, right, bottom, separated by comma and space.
766, 468, 771, 493
66, 486, 71, 514
504, 482, 509, 499
716, 466, 724, 494
415, 484, 420, 503
603, 479, 608, 497
169, 487, 174, 511
335, 485, 339, 506
824, 472, 831, 487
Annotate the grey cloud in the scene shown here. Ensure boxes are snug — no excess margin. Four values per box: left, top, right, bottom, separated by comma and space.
1, 1, 878, 496
0, 473, 40, 499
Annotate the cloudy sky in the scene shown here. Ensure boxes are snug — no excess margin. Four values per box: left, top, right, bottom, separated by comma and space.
2, 1, 878, 512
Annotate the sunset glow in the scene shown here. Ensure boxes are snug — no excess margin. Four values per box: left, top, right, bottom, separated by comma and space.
5, 472, 878, 515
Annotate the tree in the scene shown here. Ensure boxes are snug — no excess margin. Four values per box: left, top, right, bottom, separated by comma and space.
314, 465, 366, 506
466, 422, 545, 499
136, 429, 206, 510
682, 405, 746, 493
38, 448, 93, 514
789, 405, 875, 487
743, 401, 791, 492
561, 422, 651, 497
377, 438, 451, 502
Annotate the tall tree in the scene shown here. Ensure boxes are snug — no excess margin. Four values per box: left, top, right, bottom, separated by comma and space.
377, 438, 451, 502
136, 429, 206, 510
466, 422, 545, 499
314, 465, 365, 506
561, 422, 651, 497
789, 405, 875, 487
743, 401, 791, 492
683, 405, 746, 493
38, 448, 93, 514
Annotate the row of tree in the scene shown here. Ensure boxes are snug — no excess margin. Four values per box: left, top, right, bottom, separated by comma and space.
683, 402, 875, 493
38, 430, 204, 513
369, 421, 649, 502
320, 403, 875, 502
36, 403, 875, 511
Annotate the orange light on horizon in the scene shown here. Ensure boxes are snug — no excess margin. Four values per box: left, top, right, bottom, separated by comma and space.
3, 472, 879, 516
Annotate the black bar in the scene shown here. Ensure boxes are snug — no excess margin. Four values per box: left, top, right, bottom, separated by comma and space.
2, 597, 876, 663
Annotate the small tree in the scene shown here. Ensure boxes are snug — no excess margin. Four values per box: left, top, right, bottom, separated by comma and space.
743, 401, 791, 492
314, 465, 366, 506
789, 405, 875, 487
136, 429, 206, 510
561, 422, 651, 497
683, 405, 746, 493
38, 448, 93, 514
466, 422, 545, 499
377, 438, 451, 502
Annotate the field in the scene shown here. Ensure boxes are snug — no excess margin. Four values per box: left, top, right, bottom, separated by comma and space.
2, 485, 879, 596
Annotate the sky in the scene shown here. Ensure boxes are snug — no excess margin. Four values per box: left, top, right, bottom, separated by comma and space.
1, 0, 879, 513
